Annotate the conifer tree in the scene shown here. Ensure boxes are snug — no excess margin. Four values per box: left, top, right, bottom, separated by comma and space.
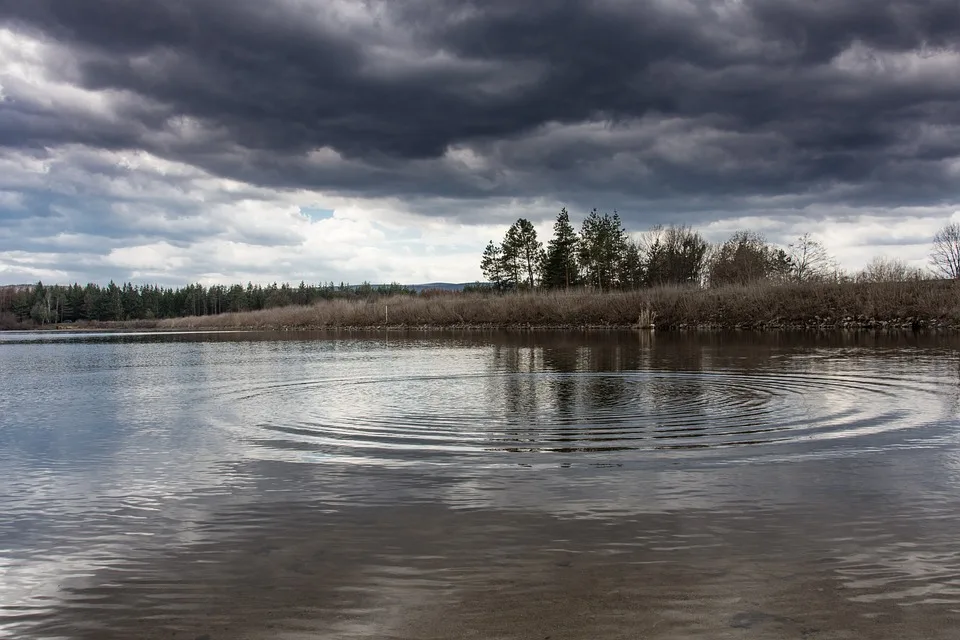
543, 208, 580, 289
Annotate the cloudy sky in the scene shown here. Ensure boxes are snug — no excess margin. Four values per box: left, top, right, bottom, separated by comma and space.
1, 0, 959, 286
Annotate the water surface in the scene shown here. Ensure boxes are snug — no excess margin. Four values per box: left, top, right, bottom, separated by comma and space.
2, 330, 959, 638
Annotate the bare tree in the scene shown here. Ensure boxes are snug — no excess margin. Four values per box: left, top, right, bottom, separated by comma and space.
857, 256, 924, 283
788, 233, 834, 282
930, 222, 960, 279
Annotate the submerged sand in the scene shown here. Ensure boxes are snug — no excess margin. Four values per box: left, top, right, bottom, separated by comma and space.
15, 503, 959, 640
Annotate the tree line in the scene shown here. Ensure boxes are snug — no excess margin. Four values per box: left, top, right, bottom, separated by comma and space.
480, 209, 960, 291
0, 280, 415, 326
4, 212, 959, 329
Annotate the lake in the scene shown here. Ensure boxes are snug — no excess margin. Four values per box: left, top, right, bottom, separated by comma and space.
1, 329, 959, 639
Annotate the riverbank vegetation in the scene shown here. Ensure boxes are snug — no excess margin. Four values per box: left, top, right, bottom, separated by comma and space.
150, 279, 959, 331
478, 208, 944, 293
2, 211, 959, 331
0, 280, 414, 330
3, 279, 956, 332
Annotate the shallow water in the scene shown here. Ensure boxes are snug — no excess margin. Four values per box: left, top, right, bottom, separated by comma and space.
2, 330, 960, 639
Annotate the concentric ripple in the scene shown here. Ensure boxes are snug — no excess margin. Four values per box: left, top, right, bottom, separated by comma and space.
216, 369, 954, 464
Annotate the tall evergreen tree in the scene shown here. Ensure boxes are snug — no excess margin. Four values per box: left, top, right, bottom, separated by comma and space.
578, 209, 628, 292
503, 218, 543, 290
480, 240, 507, 291
1, 279, 418, 326
543, 208, 580, 289
500, 229, 522, 290
620, 239, 645, 289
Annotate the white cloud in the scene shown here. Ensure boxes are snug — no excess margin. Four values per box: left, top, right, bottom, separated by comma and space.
1, 137, 956, 286
0, 21, 957, 287
0, 144, 492, 285
0, 251, 73, 283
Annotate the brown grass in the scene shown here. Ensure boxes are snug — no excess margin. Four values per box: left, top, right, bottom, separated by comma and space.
131, 279, 960, 332
0, 311, 28, 331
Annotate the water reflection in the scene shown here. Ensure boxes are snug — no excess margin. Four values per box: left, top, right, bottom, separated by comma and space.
2, 330, 960, 638
213, 337, 957, 461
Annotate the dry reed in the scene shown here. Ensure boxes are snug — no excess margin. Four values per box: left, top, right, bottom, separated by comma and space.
131, 279, 960, 332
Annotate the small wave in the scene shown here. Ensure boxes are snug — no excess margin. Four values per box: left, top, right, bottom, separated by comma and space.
211, 369, 953, 465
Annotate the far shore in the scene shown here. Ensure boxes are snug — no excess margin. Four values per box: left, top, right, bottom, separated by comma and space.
5, 279, 959, 333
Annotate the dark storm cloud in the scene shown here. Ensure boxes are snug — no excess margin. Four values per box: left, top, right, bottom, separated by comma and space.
2, 0, 960, 222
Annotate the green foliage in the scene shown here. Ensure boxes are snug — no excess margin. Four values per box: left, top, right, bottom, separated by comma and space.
620, 239, 645, 289
578, 209, 628, 292
482, 218, 544, 291
482, 212, 708, 293
462, 282, 496, 294
481, 240, 508, 291
708, 230, 792, 286
0, 280, 418, 326
543, 208, 580, 289
10, 294, 31, 321
504, 218, 543, 290
642, 225, 709, 287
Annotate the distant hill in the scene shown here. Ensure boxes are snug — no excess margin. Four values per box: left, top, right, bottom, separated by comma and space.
0, 284, 35, 294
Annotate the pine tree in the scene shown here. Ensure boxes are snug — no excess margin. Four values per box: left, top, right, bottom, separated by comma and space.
543, 208, 580, 289
578, 209, 628, 292
480, 240, 506, 291
620, 239, 644, 289
503, 218, 543, 290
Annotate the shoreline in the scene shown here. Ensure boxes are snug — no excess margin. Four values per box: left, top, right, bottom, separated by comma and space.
4, 280, 960, 334
6, 318, 957, 334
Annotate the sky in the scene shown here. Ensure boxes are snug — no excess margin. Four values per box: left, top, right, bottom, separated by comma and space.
1, 0, 959, 286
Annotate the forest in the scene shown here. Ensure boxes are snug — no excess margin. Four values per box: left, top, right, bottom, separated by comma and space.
0, 280, 414, 329
479, 208, 949, 293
